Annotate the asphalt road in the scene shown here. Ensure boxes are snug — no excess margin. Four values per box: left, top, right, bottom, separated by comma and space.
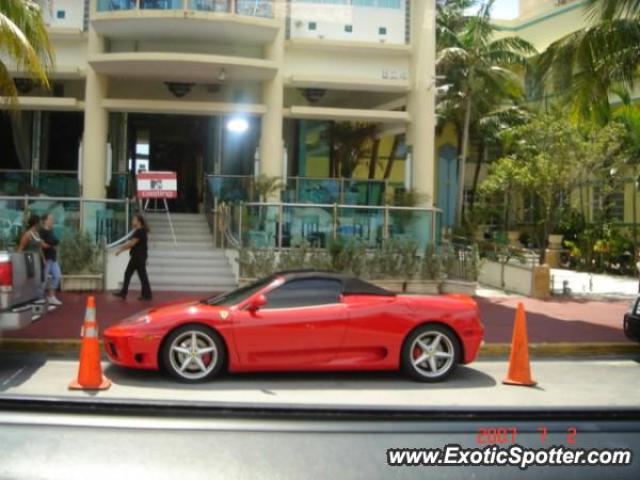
1, 353, 639, 409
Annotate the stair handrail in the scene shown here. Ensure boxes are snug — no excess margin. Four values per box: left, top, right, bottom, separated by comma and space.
217, 202, 240, 249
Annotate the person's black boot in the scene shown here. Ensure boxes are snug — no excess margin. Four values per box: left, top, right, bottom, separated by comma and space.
138, 295, 152, 301
113, 291, 126, 299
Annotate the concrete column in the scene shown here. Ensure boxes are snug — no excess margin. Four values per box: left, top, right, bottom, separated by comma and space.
406, 0, 436, 207
259, 13, 285, 198
81, 26, 109, 199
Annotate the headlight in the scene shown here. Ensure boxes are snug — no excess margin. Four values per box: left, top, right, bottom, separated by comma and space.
122, 315, 151, 325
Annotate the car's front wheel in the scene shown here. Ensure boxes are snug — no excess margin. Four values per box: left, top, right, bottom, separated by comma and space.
401, 325, 461, 382
161, 325, 226, 382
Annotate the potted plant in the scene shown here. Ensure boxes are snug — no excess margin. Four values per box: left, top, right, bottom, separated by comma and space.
507, 230, 521, 247
547, 232, 564, 249
405, 244, 442, 294
237, 247, 277, 286
59, 231, 104, 292
440, 243, 479, 295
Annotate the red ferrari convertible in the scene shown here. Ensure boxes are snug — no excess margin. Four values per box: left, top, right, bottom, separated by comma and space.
104, 270, 484, 383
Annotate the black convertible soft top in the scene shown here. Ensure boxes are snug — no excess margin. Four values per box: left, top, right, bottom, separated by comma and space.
274, 269, 396, 297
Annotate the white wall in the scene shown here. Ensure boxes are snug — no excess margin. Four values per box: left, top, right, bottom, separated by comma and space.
39, 0, 86, 30
284, 48, 409, 81
478, 259, 534, 296
290, 0, 406, 45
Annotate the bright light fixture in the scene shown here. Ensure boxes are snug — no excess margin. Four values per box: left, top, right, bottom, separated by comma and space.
227, 117, 249, 133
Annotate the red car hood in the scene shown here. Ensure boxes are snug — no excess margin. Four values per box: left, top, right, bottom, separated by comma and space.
108, 300, 229, 332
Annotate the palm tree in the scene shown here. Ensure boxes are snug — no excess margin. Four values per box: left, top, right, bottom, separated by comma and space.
467, 104, 530, 214
436, 0, 535, 225
322, 122, 380, 178
534, 0, 640, 124
0, 0, 53, 104
587, 0, 640, 19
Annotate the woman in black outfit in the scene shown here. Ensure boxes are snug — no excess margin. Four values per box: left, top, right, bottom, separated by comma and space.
113, 214, 152, 301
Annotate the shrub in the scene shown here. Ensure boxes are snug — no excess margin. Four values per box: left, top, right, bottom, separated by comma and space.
58, 231, 102, 274
420, 244, 442, 280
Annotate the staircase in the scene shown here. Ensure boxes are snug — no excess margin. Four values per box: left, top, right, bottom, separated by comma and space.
126, 213, 237, 292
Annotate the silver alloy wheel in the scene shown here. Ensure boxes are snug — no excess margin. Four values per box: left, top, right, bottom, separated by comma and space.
168, 330, 218, 380
410, 331, 455, 378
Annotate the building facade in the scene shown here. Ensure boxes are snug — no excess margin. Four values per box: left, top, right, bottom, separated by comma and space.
1, 0, 437, 204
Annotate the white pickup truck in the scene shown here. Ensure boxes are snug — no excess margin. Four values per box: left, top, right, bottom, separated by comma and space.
0, 251, 47, 330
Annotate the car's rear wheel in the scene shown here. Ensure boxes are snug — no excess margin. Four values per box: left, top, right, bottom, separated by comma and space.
401, 325, 460, 382
161, 325, 226, 383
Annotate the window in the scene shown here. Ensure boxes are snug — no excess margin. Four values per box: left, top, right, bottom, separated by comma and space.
308, 21, 317, 31
344, 24, 353, 33
206, 276, 275, 307
378, 26, 387, 35
264, 278, 342, 309
56, 10, 66, 19
592, 187, 625, 222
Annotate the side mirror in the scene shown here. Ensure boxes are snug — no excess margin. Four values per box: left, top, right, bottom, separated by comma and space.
247, 294, 267, 312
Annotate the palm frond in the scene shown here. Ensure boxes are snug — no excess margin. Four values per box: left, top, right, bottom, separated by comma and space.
587, 0, 640, 20
0, 0, 53, 103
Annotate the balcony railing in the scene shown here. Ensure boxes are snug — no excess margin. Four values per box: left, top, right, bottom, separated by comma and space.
209, 201, 441, 251
0, 195, 132, 247
0, 170, 132, 200
206, 175, 406, 206
96, 0, 274, 18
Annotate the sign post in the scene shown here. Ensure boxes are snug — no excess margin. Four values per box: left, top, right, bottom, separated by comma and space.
136, 171, 178, 246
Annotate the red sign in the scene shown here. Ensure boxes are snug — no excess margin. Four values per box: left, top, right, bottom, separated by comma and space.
136, 171, 178, 199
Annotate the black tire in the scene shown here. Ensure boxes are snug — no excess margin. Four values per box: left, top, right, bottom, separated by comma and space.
401, 324, 461, 382
161, 324, 226, 383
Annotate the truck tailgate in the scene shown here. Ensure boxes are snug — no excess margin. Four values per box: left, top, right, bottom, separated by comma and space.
0, 252, 42, 311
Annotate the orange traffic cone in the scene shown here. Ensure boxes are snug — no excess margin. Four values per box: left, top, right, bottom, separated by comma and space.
502, 302, 537, 387
69, 296, 111, 390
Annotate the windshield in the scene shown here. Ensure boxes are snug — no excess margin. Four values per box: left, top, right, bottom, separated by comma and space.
203, 276, 276, 307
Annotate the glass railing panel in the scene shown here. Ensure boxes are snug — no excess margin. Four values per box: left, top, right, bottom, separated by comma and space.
0, 171, 31, 196
97, 0, 137, 11
235, 0, 273, 17
0, 198, 26, 248
189, 0, 230, 12
287, 178, 340, 204
83, 201, 128, 244
342, 179, 386, 206
387, 208, 433, 251
207, 175, 253, 203
140, 0, 183, 10
282, 204, 334, 248
336, 207, 384, 247
108, 173, 132, 199
32, 172, 79, 197
241, 204, 279, 248
26, 198, 81, 241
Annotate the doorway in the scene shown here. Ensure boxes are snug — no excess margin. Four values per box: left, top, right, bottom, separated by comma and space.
128, 114, 209, 213
127, 113, 259, 213
438, 144, 458, 228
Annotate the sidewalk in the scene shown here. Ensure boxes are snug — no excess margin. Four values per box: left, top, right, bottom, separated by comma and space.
0, 291, 634, 352
550, 269, 638, 298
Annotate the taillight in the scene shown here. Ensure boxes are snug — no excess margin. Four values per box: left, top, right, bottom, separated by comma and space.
0, 257, 13, 291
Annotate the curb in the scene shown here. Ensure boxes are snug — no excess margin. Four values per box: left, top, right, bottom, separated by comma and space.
0, 338, 637, 358
480, 342, 639, 357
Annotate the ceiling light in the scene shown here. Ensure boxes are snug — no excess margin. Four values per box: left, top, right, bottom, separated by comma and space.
227, 117, 249, 133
